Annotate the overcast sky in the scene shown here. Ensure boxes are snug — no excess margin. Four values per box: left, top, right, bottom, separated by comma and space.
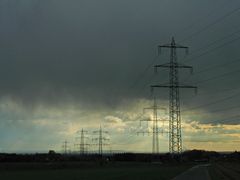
0, 0, 240, 153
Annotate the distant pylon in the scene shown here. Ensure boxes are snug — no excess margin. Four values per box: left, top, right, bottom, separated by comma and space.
62, 140, 69, 154
138, 97, 166, 154
93, 125, 110, 155
80, 129, 86, 154
152, 37, 197, 154
75, 128, 89, 154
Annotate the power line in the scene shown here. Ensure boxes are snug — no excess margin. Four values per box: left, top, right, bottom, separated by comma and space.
134, 74, 156, 99
179, 0, 233, 39
180, 56, 240, 86
184, 35, 240, 63
181, 86, 240, 99
187, 27, 240, 58
193, 57, 240, 75
182, 90, 240, 112
206, 115, 240, 125
194, 68, 240, 85
201, 104, 239, 115
180, 5, 240, 43
129, 57, 159, 90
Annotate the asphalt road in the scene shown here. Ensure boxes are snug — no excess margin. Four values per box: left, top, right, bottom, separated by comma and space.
172, 164, 211, 180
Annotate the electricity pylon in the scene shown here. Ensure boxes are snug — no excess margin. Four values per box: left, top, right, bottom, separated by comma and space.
138, 97, 167, 154
62, 140, 69, 154
75, 129, 90, 155
152, 37, 197, 154
93, 126, 110, 155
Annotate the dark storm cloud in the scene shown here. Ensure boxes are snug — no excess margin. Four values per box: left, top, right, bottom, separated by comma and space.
0, 0, 240, 114
0, 0, 163, 106
1, 1, 240, 152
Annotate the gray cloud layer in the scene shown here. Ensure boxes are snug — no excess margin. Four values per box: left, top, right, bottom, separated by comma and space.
0, 0, 240, 119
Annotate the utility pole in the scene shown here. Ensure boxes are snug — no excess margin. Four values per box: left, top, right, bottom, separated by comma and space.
138, 97, 166, 154
75, 129, 89, 155
152, 37, 197, 155
93, 126, 109, 155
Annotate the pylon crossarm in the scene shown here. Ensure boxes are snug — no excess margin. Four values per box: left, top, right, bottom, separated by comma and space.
158, 45, 188, 49
143, 107, 155, 111
158, 46, 189, 56
91, 144, 100, 146
76, 130, 88, 133
159, 118, 169, 121
154, 63, 170, 68
175, 45, 188, 49
158, 130, 169, 134
140, 119, 152, 122
92, 143, 109, 145
155, 64, 192, 69
158, 44, 172, 48
137, 131, 151, 136
151, 85, 197, 89
144, 105, 167, 113
143, 107, 166, 111
75, 136, 89, 140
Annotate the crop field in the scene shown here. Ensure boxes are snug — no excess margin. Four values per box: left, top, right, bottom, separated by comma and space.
0, 162, 193, 180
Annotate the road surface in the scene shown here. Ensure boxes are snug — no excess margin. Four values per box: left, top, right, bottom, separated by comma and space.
172, 164, 211, 180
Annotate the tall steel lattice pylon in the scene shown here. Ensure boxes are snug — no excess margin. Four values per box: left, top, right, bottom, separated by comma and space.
152, 98, 159, 154
75, 128, 89, 154
76, 129, 90, 154
152, 37, 197, 154
80, 129, 85, 153
80, 129, 89, 154
93, 126, 109, 155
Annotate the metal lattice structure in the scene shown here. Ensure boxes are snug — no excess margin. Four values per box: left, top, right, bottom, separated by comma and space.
75, 129, 89, 154
138, 97, 166, 154
93, 126, 109, 155
62, 140, 69, 154
152, 37, 197, 154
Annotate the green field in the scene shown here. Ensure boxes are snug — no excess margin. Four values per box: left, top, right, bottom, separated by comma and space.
0, 162, 193, 180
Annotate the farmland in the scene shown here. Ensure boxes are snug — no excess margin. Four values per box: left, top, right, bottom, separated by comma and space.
0, 161, 193, 180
